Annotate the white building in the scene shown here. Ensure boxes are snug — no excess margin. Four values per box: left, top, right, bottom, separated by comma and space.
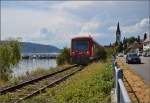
143, 34, 150, 52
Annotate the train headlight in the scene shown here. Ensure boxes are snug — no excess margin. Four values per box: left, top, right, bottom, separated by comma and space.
86, 51, 90, 55
72, 51, 75, 55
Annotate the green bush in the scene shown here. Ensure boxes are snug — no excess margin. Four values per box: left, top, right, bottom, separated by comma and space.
0, 40, 21, 81
105, 48, 115, 59
95, 47, 107, 61
57, 48, 70, 65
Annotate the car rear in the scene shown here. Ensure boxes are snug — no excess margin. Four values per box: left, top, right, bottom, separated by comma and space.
126, 53, 141, 64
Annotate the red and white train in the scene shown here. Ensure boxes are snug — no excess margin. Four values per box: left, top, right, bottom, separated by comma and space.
70, 36, 105, 64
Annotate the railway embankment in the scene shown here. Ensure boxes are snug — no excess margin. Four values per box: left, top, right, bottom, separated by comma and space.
0, 64, 78, 102
22, 62, 114, 103
0, 61, 114, 102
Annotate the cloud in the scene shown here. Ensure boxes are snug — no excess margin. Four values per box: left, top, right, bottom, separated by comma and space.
80, 17, 101, 34
50, 1, 114, 11
108, 18, 149, 35
123, 18, 149, 33
1, 7, 83, 45
51, 1, 93, 10
1, 1, 149, 47
1, 3, 104, 48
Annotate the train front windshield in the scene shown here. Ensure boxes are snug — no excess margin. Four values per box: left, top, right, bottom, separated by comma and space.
72, 40, 89, 51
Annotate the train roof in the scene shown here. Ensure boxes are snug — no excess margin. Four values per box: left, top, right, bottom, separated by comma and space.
71, 36, 93, 40
71, 36, 104, 48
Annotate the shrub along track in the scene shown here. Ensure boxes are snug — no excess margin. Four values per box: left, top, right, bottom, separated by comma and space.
0, 64, 84, 103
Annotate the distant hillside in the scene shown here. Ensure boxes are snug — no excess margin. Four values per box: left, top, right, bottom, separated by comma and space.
20, 42, 60, 53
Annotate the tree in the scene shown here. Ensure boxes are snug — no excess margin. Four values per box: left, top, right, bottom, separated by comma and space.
137, 35, 140, 43
114, 41, 123, 53
109, 43, 112, 47
118, 41, 123, 52
126, 36, 137, 44
123, 37, 127, 45
144, 33, 147, 41
0, 40, 21, 81
57, 48, 70, 65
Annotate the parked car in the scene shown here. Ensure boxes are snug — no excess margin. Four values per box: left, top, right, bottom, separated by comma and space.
147, 52, 150, 57
137, 51, 142, 56
126, 53, 141, 64
142, 52, 150, 57
142, 52, 147, 57
117, 53, 124, 57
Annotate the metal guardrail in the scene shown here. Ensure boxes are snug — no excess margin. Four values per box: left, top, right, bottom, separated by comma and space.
112, 56, 131, 103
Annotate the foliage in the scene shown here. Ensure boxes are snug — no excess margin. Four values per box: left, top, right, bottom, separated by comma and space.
137, 35, 140, 43
145, 48, 150, 52
115, 43, 123, 53
144, 33, 147, 41
0, 40, 21, 81
114, 36, 138, 54
124, 48, 130, 54
105, 48, 115, 59
0, 80, 7, 87
126, 36, 137, 44
57, 48, 70, 65
95, 47, 107, 61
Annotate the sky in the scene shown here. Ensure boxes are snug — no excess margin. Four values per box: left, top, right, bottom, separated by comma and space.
1, 1, 149, 48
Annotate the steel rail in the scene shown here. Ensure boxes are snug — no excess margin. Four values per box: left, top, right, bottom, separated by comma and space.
0, 64, 78, 95
14, 66, 83, 103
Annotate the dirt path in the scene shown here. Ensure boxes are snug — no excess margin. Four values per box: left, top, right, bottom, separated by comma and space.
117, 58, 150, 103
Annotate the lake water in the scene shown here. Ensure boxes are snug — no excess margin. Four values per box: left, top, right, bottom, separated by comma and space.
12, 59, 57, 77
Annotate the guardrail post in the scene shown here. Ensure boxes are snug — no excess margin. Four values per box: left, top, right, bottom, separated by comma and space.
112, 60, 115, 71
112, 57, 116, 89
115, 67, 118, 94
117, 69, 123, 103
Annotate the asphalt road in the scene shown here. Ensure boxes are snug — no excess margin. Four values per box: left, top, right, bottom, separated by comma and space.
121, 56, 150, 86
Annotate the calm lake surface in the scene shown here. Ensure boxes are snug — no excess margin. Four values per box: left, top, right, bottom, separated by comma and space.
12, 59, 57, 77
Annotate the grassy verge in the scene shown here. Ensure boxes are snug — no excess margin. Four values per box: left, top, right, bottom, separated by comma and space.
25, 62, 114, 103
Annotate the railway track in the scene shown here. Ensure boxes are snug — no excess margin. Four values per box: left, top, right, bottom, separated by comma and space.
0, 64, 83, 103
